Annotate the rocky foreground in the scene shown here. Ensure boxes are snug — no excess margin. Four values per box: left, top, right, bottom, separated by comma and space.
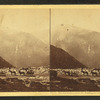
0, 66, 50, 91
0, 78, 50, 91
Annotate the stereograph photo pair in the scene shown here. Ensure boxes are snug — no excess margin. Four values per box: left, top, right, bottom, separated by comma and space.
0, 5, 99, 96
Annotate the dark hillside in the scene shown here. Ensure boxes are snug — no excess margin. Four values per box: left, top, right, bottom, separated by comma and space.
50, 45, 87, 69
0, 56, 14, 68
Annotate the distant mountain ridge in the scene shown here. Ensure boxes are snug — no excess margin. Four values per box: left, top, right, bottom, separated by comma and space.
50, 45, 87, 69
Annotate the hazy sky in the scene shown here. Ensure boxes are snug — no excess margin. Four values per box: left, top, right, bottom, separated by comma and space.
51, 9, 100, 32
0, 9, 49, 44
1, 8, 100, 45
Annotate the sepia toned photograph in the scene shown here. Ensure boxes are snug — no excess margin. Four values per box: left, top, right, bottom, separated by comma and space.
1, 5, 100, 96
0, 8, 50, 92
50, 8, 100, 91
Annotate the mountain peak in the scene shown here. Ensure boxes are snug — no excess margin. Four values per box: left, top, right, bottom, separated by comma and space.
0, 29, 49, 67
52, 24, 100, 68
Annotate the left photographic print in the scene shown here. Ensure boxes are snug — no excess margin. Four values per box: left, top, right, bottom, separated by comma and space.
0, 8, 50, 92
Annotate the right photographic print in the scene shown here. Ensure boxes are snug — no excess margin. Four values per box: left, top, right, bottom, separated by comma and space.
50, 8, 100, 91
